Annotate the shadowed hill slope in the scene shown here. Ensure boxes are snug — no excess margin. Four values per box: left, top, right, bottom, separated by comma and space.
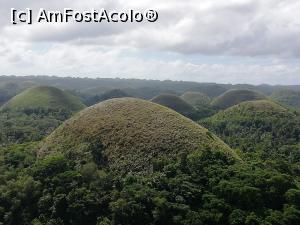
181, 91, 211, 107
39, 98, 237, 173
271, 89, 300, 109
181, 91, 216, 118
151, 94, 197, 119
211, 89, 266, 110
0, 83, 24, 106
85, 88, 131, 106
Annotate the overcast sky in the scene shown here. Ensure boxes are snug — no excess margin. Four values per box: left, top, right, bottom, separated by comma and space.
1, 0, 300, 84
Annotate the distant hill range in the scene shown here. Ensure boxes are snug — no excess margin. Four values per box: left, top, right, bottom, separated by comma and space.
1, 76, 300, 106
211, 89, 266, 110
270, 89, 300, 109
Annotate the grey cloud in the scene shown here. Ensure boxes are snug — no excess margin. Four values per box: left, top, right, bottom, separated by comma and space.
2, 0, 300, 58
0, 0, 300, 84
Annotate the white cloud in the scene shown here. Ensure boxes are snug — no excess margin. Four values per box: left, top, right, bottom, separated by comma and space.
0, 41, 299, 85
0, 0, 300, 84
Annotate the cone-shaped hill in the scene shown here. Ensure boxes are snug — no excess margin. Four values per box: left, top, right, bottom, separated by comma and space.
181, 91, 216, 119
151, 94, 197, 119
39, 98, 237, 173
211, 89, 266, 110
0, 86, 85, 146
2, 86, 85, 112
270, 89, 300, 109
181, 91, 211, 107
210, 100, 292, 120
99, 89, 131, 101
202, 100, 300, 153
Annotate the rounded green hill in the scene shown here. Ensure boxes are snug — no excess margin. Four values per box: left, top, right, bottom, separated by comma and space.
39, 98, 237, 173
99, 89, 131, 101
211, 89, 266, 110
211, 100, 292, 120
151, 94, 197, 118
270, 89, 300, 108
2, 86, 85, 112
181, 91, 211, 107
202, 100, 298, 152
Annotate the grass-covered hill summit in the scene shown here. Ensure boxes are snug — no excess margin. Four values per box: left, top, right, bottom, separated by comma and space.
271, 89, 300, 109
202, 100, 300, 160
211, 89, 266, 109
151, 94, 197, 119
39, 98, 237, 173
210, 100, 291, 119
2, 86, 85, 112
0, 86, 85, 146
181, 91, 211, 107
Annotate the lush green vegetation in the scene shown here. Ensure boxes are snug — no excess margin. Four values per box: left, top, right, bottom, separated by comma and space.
0, 77, 300, 225
271, 89, 300, 109
181, 91, 211, 106
151, 94, 199, 119
85, 89, 131, 106
181, 92, 216, 118
0, 82, 26, 106
0, 141, 299, 225
0, 86, 85, 147
201, 100, 300, 163
211, 89, 266, 110
0, 108, 74, 147
2, 86, 85, 112
40, 98, 236, 173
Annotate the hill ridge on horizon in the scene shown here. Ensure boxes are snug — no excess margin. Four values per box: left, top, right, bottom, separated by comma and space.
211, 89, 266, 110
1, 75, 300, 86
